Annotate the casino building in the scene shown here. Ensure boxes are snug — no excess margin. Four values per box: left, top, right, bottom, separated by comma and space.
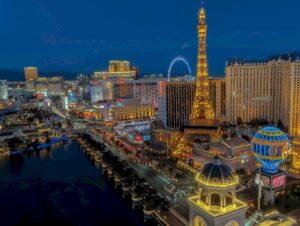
226, 52, 300, 136
93, 60, 138, 81
285, 137, 300, 178
186, 155, 296, 226
188, 156, 247, 226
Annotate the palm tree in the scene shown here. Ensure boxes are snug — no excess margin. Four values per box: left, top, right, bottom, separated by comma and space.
291, 184, 300, 202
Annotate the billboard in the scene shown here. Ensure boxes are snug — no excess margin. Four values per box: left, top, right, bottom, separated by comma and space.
271, 175, 286, 189
261, 175, 271, 188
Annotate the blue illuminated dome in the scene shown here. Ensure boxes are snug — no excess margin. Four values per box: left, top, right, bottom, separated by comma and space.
252, 127, 291, 173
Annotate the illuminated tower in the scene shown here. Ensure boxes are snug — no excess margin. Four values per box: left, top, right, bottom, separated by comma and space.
172, 3, 222, 158
190, 6, 215, 125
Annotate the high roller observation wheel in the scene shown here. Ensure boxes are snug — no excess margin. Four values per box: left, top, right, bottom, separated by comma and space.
167, 56, 192, 81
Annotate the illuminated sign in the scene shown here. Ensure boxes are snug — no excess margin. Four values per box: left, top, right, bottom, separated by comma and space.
261, 175, 271, 188
41, 91, 48, 97
271, 175, 286, 189
159, 81, 165, 96
135, 135, 142, 142
64, 97, 69, 110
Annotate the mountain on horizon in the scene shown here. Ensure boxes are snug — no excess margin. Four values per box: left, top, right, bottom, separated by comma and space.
0, 69, 79, 81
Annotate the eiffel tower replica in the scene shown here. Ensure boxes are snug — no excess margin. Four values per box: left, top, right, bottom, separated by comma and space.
173, 4, 222, 158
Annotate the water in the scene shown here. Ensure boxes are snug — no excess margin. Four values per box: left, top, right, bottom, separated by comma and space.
0, 140, 150, 226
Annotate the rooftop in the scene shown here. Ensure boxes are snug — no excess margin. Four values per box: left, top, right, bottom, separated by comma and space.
189, 196, 248, 217
223, 137, 251, 148
227, 52, 300, 66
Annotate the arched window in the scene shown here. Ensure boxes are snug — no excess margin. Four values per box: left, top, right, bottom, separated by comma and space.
226, 191, 234, 206
224, 220, 239, 226
194, 216, 207, 226
210, 193, 221, 206
200, 191, 207, 204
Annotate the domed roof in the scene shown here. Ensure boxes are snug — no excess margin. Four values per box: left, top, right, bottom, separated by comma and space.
253, 127, 289, 144
196, 156, 237, 186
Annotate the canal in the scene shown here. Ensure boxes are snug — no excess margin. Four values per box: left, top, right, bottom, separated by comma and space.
0, 140, 152, 226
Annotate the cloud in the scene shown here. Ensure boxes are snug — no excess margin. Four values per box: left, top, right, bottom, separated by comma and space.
181, 43, 191, 50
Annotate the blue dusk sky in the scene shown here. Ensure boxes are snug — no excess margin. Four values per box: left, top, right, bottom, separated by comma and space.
0, 0, 299, 75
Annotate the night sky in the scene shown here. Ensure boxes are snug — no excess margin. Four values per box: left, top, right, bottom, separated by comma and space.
0, 0, 299, 75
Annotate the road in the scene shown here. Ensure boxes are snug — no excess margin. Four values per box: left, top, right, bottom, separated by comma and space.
87, 129, 170, 197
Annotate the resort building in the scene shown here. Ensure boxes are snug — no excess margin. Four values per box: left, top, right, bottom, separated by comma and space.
24, 66, 38, 91
34, 77, 64, 96
93, 60, 138, 81
112, 100, 155, 121
0, 80, 8, 101
225, 52, 300, 136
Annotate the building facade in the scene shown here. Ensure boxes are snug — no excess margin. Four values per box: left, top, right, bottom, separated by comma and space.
90, 81, 113, 103
281, 59, 300, 136
158, 78, 225, 129
209, 77, 226, 119
90, 78, 161, 108
48, 77, 64, 96
113, 103, 155, 121
158, 79, 195, 129
113, 81, 134, 99
34, 77, 48, 94
226, 52, 300, 136
93, 60, 138, 81
24, 67, 38, 91
34, 77, 64, 96
0, 80, 8, 100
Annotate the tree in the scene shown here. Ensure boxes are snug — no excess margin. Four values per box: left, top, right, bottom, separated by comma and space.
7, 137, 22, 150
237, 117, 243, 126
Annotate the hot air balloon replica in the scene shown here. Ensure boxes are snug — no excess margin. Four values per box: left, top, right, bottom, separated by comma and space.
252, 126, 291, 205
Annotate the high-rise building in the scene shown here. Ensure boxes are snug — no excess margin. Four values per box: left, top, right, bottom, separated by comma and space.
93, 61, 138, 81
33, 76, 64, 96
158, 79, 195, 129
24, 67, 38, 80
281, 58, 300, 136
48, 77, 64, 96
113, 81, 134, 100
173, 6, 222, 158
209, 77, 226, 119
24, 67, 38, 91
109, 61, 130, 72
113, 102, 155, 121
158, 78, 225, 129
225, 52, 300, 136
34, 77, 48, 95
0, 80, 8, 100
132, 79, 159, 107
90, 81, 113, 103
77, 74, 90, 86
90, 78, 161, 108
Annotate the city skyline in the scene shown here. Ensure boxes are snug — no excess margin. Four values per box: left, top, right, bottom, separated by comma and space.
1, 2, 300, 225
0, 0, 299, 75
